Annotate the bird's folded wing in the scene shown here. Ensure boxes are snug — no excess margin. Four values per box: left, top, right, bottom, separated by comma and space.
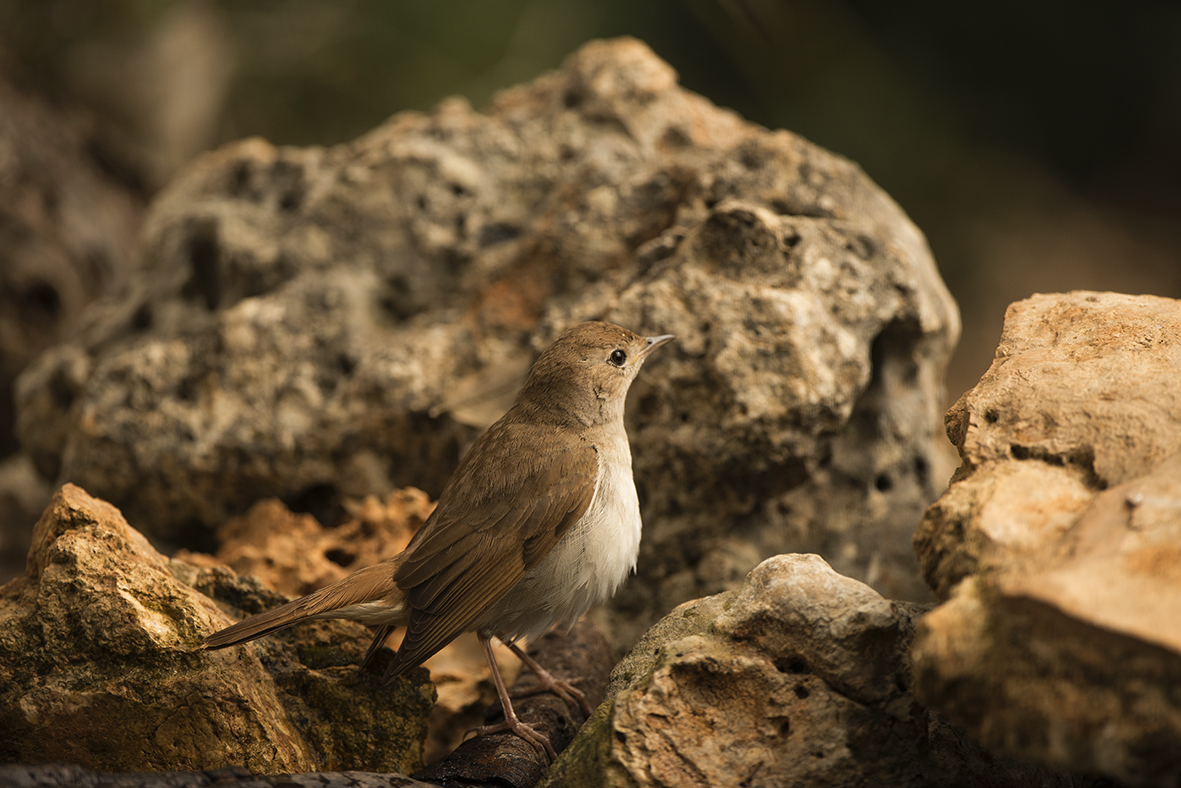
385, 423, 598, 677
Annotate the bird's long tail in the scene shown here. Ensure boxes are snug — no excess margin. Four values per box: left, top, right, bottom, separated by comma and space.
204, 558, 407, 650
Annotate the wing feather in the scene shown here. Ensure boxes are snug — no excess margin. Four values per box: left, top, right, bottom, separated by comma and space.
382, 418, 597, 680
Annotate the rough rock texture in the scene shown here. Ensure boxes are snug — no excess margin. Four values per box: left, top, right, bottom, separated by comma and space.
176, 490, 434, 598
541, 554, 1085, 788
916, 291, 1181, 599
0, 618, 614, 788
15, 38, 958, 644
912, 291, 1181, 786
0, 484, 432, 774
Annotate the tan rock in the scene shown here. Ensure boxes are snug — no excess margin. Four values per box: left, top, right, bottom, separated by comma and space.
0, 484, 431, 773
912, 291, 1181, 785
177, 489, 433, 596
917, 291, 1181, 597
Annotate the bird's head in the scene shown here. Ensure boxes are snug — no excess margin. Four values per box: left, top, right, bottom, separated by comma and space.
517, 321, 675, 426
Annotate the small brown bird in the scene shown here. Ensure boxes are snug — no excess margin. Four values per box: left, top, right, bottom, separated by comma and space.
205, 321, 674, 759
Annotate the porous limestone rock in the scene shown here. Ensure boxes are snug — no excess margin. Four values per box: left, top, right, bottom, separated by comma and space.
542, 554, 1080, 788
912, 291, 1181, 786
916, 291, 1181, 599
0, 484, 432, 774
15, 38, 959, 647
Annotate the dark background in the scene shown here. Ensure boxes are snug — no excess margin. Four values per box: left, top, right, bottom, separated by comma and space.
2, 0, 1179, 409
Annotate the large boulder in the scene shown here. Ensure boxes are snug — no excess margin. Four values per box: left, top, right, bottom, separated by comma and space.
912, 291, 1181, 786
14, 37, 958, 646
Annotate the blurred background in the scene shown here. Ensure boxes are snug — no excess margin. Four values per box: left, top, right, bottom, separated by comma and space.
1, 0, 1179, 446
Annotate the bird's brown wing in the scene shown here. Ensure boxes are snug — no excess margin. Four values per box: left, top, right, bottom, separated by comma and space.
204, 558, 405, 649
384, 418, 598, 680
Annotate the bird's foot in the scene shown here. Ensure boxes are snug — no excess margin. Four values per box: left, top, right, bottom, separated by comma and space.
473, 634, 558, 762
465, 716, 556, 762
507, 641, 594, 718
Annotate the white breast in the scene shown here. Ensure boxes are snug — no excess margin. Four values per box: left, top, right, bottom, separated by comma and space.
475, 437, 642, 643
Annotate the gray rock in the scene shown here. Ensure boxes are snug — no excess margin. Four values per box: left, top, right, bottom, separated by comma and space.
543, 554, 1085, 788
15, 38, 958, 643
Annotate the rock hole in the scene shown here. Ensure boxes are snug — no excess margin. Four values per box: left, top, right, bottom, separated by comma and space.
24, 281, 61, 323
325, 548, 355, 567
776, 716, 791, 737
48, 372, 76, 411
228, 161, 251, 195
874, 473, 893, 492
478, 223, 521, 247
562, 87, 585, 108
794, 684, 810, 699
131, 304, 153, 331
287, 483, 343, 527
912, 454, 930, 486
278, 186, 303, 212
183, 221, 221, 310
659, 126, 691, 150
774, 657, 809, 674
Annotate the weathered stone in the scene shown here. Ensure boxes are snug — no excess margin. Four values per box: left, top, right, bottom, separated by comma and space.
0, 484, 432, 774
543, 554, 1082, 788
15, 38, 957, 647
916, 291, 1181, 598
912, 291, 1181, 786
176, 490, 434, 597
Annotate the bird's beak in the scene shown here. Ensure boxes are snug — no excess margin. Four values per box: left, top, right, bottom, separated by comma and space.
639, 333, 676, 360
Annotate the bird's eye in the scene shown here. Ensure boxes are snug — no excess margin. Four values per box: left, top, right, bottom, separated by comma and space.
609, 349, 627, 367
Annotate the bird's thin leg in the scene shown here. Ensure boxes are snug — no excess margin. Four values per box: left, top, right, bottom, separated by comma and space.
505, 640, 593, 719
465, 633, 556, 762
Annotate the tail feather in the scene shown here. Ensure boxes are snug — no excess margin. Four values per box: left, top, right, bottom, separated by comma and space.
361, 624, 395, 669
205, 558, 406, 650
